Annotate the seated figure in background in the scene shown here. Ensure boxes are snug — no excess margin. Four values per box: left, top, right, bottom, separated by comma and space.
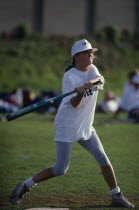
97, 91, 121, 113
0, 90, 20, 114
114, 69, 139, 122
22, 89, 35, 108
10, 88, 23, 108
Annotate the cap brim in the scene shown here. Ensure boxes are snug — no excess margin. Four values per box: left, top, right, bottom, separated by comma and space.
79, 48, 98, 53
92, 48, 98, 52
72, 47, 98, 56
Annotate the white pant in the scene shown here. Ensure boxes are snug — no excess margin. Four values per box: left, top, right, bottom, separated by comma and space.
52, 132, 110, 176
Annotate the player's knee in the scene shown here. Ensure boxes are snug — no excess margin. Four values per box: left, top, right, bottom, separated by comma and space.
57, 167, 68, 176
52, 165, 69, 176
98, 153, 110, 166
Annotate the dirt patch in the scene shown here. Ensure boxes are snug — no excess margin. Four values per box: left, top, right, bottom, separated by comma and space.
22, 196, 111, 208
0, 196, 138, 209
25, 208, 69, 210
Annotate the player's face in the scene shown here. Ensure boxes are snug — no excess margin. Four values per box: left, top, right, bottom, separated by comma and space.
76, 49, 94, 66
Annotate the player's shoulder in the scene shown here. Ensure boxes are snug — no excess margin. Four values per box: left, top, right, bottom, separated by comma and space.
124, 82, 134, 91
63, 67, 75, 78
89, 64, 99, 72
89, 64, 104, 79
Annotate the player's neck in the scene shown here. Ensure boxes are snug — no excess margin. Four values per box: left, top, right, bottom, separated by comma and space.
75, 63, 89, 72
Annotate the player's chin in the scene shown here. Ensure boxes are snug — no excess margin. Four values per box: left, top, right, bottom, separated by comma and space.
88, 60, 93, 65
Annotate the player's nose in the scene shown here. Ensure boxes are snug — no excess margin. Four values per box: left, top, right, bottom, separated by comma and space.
88, 52, 94, 58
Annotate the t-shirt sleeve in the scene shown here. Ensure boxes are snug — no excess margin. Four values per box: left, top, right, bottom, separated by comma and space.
62, 73, 77, 105
91, 65, 104, 90
62, 73, 76, 93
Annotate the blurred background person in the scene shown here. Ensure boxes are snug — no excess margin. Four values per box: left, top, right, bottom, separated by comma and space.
0, 98, 18, 114
10, 88, 23, 108
97, 91, 121, 113
0, 89, 19, 114
114, 69, 139, 122
22, 88, 35, 108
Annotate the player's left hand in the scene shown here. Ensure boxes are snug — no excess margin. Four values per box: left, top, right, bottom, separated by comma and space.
84, 82, 93, 91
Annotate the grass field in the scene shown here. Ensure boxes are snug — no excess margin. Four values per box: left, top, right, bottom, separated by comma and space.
0, 112, 139, 210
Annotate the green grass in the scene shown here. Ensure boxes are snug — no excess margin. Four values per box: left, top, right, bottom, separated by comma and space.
0, 37, 139, 209
0, 39, 139, 94
0, 112, 139, 210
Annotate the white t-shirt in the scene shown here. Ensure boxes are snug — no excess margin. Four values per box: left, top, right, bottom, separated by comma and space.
120, 82, 139, 111
54, 64, 104, 143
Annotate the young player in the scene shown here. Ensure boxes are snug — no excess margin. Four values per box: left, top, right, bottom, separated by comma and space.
10, 39, 134, 208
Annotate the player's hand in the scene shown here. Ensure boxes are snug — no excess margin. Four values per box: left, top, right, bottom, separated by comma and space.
84, 82, 93, 91
89, 78, 103, 86
75, 86, 86, 95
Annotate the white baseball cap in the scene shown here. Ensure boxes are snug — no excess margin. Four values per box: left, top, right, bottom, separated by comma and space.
71, 39, 98, 57
132, 74, 139, 84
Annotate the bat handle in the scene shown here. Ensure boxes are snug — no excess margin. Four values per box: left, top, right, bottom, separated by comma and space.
92, 79, 103, 85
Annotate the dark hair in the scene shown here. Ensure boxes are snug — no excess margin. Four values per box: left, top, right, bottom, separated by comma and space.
128, 69, 138, 79
65, 57, 76, 72
22, 89, 32, 108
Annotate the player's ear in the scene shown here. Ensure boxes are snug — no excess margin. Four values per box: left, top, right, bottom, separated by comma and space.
74, 53, 80, 62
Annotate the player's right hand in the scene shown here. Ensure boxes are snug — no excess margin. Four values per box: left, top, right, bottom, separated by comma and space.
75, 86, 86, 95
84, 82, 93, 90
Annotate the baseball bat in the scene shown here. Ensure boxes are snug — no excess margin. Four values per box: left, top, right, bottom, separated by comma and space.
6, 80, 102, 121
6, 90, 76, 121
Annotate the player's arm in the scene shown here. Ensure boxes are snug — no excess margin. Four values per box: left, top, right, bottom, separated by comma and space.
84, 76, 104, 90
70, 86, 85, 108
71, 77, 103, 108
